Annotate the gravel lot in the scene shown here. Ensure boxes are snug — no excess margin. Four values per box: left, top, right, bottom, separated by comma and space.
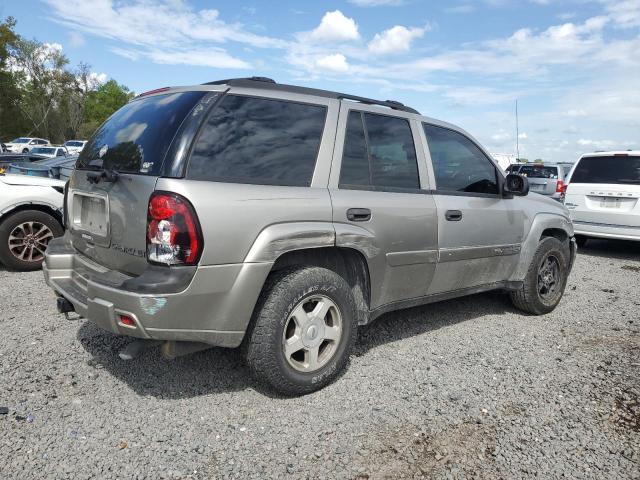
1, 239, 639, 479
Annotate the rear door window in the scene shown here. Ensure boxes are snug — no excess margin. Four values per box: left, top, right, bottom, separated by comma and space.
517, 165, 558, 179
571, 156, 640, 185
77, 91, 205, 175
339, 111, 420, 190
188, 95, 327, 186
423, 124, 499, 195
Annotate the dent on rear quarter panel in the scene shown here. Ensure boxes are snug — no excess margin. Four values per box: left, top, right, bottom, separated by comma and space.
154, 179, 334, 265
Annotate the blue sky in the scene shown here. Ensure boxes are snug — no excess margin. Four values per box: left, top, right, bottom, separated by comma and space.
3, 0, 639, 162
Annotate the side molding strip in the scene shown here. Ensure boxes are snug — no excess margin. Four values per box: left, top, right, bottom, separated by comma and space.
438, 243, 521, 263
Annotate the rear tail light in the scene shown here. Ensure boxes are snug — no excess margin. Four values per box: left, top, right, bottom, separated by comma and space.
147, 192, 203, 265
556, 180, 566, 194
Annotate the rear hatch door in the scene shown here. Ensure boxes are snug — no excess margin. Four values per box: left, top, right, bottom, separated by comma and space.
565, 155, 640, 227
68, 90, 206, 275
518, 165, 559, 195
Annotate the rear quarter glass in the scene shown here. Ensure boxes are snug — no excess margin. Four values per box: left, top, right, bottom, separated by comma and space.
76, 91, 206, 175
186, 95, 327, 187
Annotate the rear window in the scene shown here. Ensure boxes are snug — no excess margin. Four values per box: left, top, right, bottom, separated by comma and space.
571, 156, 640, 185
76, 91, 205, 175
187, 95, 326, 186
517, 165, 559, 179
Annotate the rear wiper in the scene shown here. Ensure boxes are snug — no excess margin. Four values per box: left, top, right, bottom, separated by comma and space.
86, 169, 119, 184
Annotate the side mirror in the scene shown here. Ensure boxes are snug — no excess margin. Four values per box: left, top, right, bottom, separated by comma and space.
503, 173, 529, 197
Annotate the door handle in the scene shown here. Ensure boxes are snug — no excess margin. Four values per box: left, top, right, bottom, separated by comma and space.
346, 208, 371, 222
445, 210, 462, 221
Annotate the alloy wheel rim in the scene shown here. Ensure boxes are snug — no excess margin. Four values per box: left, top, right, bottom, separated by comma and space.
282, 295, 343, 373
8, 221, 53, 263
537, 254, 560, 301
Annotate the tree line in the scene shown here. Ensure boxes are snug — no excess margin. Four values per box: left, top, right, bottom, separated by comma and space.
0, 17, 133, 144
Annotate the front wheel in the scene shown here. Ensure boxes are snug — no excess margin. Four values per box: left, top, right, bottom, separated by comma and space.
510, 236, 570, 315
22, 148, 29, 153
244, 267, 357, 396
0, 210, 63, 271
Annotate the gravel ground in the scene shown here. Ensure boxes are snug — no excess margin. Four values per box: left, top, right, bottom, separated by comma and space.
1, 238, 639, 479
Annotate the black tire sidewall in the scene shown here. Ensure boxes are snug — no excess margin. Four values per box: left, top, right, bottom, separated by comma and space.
276, 283, 355, 387
0, 210, 63, 271
247, 267, 357, 394
527, 237, 569, 313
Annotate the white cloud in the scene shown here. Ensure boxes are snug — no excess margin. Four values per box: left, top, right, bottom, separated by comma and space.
445, 5, 476, 14
147, 49, 251, 69
315, 53, 349, 72
368, 25, 426, 54
310, 11, 360, 42
68, 31, 85, 47
89, 72, 107, 84
349, 0, 404, 6
492, 131, 511, 142
563, 109, 588, 117
43, 0, 284, 69
518, 132, 528, 139
601, 0, 640, 28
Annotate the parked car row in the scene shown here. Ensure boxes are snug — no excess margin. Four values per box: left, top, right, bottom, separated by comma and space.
1, 137, 86, 154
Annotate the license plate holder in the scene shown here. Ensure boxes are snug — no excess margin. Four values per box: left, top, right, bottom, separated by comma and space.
600, 197, 621, 208
71, 191, 110, 245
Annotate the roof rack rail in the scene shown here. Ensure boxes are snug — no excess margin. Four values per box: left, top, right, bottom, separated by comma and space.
201, 77, 419, 114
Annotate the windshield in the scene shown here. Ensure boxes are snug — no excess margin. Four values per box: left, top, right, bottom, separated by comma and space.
518, 165, 559, 179
11, 138, 30, 143
64, 141, 83, 147
31, 147, 55, 154
77, 91, 205, 175
571, 156, 640, 185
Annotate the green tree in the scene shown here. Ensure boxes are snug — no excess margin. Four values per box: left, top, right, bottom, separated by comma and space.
0, 17, 28, 141
80, 79, 133, 138
1, 17, 133, 144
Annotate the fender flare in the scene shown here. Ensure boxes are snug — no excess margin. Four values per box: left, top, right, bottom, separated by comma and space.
510, 213, 574, 281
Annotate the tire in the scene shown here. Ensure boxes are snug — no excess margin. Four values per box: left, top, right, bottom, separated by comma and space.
510, 236, 569, 315
244, 267, 358, 396
22, 148, 28, 153
0, 210, 63, 271
575, 235, 588, 248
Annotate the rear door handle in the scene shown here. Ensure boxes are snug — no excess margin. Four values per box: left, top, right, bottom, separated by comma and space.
346, 208, 371, 222
445, 210, 463, 221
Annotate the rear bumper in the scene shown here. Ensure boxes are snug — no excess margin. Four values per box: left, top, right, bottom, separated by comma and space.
43, 234, 273, 347
572, 220, 640, 242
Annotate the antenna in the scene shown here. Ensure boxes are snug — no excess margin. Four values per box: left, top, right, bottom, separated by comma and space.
515, 99, 520, 162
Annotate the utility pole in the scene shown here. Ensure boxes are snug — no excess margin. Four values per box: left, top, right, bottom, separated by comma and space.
515, 99, 520, 162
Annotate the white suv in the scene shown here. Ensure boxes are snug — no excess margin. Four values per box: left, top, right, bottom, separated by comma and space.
3, 137, 50, 153
564, 151, 640, 246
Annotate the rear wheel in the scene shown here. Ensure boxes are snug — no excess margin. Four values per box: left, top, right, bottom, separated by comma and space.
575, 235, 588, 248
510, 236, 569, 315
244, 267, 357, 396
0, 210, 63, 271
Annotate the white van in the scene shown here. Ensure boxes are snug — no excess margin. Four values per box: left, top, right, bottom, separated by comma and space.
564, 151, 640, 246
